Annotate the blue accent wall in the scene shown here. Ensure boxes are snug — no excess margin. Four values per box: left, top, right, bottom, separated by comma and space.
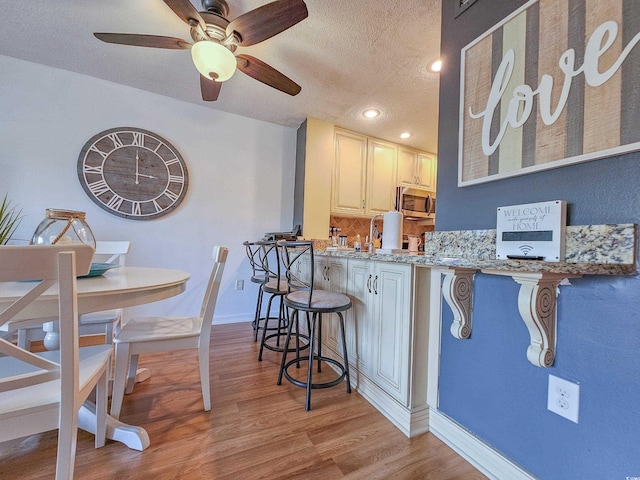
437, 1, 640, 478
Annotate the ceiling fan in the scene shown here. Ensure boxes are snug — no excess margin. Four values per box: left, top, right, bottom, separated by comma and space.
94, 0, 308, 101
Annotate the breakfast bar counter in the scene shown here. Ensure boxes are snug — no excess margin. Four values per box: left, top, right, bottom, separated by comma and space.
303, 224, 637, 436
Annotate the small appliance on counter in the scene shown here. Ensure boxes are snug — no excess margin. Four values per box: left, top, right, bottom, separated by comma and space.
262, 225, 301, 242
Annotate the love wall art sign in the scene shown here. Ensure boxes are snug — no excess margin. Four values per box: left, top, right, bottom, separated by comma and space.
458, 0, 640, 186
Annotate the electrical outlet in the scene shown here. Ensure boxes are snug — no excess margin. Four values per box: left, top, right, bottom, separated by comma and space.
235, 279, 244, 290
547, 374, 580, 423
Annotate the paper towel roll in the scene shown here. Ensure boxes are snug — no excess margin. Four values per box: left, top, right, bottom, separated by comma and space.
381, 210, 403, 251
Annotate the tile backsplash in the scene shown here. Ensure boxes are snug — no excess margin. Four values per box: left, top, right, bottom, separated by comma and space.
329, 215, 435, 247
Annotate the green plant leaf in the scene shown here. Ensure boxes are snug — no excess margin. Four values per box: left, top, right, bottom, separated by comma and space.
0, 194, 23, 245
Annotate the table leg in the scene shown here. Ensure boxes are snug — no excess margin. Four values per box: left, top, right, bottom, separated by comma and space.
43, 321, 60, 350
78, 401, 150, 451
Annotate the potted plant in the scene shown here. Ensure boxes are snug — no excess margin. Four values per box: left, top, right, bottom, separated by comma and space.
0, 195, 23, 245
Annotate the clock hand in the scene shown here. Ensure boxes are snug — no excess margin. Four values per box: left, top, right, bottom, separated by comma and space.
137, 173, 157, 179
135, 150, 140, 185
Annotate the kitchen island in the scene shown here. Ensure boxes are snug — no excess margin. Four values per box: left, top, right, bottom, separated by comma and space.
310, 224, 636, 436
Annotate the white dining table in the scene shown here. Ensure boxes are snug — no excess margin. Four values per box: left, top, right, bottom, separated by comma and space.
0, 266, 190, 451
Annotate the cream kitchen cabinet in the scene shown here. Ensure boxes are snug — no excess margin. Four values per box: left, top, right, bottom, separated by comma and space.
331, 129, 368, 216
397, 147, 437, 191
367, 261, 411, 405
316, 253, 432, 437
365, 139, 398, 216
324, 258, 412, 406
314, 256, 348, 354
343, 258, 373, 377
331, 130, 398, 217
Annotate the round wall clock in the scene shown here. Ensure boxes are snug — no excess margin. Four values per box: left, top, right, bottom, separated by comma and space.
77, 127, 189, 220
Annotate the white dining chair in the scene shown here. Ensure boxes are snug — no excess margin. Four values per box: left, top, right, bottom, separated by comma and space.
109, 245, 228, 420
0, 244, 112, 480
76, 240, 131, 342
16, 240, 131, 350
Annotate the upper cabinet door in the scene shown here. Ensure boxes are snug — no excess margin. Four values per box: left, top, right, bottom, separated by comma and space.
397, 148, 418, 187
416, 152, 437, 191
398, 147, 437, 191
366, 139, 398, 216
332, 129, 368, 215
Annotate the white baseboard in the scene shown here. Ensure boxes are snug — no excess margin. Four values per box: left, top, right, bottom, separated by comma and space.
429, 408, 537, 480
353, 373, 429, 438
212, 314, 253, 325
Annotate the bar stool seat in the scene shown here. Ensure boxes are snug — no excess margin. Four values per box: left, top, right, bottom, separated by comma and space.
286, 290, 351, 311
277, 241, 352, 411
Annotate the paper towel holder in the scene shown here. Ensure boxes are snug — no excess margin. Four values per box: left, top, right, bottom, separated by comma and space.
368, 210, 404, 254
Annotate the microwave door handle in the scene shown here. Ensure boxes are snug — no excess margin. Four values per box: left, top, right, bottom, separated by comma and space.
426, 195, 434, 214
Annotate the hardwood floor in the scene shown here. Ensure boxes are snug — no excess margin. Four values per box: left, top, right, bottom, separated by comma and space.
0, 322, 487, 479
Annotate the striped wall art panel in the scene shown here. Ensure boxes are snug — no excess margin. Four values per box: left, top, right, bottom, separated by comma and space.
458, 0, 640, 186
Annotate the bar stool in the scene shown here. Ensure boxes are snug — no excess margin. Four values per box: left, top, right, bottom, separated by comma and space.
255, 240, 303, 361
277, 241, 352, 411
243, 240, 269, 341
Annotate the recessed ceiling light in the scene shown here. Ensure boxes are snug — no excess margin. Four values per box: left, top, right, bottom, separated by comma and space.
400, 132, 411, 139
430, 59, 442, 72
362, 109, 381, 119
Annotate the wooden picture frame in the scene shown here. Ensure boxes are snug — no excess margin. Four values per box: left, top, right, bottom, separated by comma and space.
458, 0, 640, 186
455, 0, 479, 18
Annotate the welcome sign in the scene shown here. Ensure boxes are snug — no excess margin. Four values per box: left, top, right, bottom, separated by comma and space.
496, 200, 567, 262
458, 0, 640, 186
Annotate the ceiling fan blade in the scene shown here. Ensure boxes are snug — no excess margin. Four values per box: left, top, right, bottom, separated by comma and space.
236, 54, 301, 96
226, 0, 308, 47
94, 33, 191, 49
200, 75, 222, 101
163, 0, 207, 31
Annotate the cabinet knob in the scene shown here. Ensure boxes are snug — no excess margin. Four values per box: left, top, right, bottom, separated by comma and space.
367, 274, 372, 293
373, 275, 378, 295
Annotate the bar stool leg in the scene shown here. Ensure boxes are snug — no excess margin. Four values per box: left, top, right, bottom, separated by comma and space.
316, 313, 323, 373
338, 312, 351, 393
258, 291, 277, 361
253, 287, 264, 342
277, 309, 297, 385
305, 312, 318, 411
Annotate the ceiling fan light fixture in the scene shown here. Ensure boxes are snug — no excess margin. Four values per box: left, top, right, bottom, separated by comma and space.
191, 40, 237, 82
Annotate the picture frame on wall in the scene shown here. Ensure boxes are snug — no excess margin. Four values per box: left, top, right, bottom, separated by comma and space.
455, 0, 479, 18
457, 0, 640, 187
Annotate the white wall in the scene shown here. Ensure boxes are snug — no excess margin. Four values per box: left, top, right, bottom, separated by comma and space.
0, 55, 297, 323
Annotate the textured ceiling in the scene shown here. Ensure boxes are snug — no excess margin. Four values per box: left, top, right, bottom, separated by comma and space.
0, 0, 441, 152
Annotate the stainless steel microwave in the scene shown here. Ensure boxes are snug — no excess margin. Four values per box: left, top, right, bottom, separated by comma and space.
397, 186, 436, 220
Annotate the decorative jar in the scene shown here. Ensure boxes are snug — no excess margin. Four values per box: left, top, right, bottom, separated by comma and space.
30, 209, 96, 247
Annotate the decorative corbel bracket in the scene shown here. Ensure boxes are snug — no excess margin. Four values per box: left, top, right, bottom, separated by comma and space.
440, 268, 477, 339
482, 270, 582, 368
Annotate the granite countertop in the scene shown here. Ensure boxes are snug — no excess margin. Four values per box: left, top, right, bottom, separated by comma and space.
314, 224, 637, 276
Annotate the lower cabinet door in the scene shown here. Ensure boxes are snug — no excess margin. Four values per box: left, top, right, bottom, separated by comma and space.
369, 262, 411, 405
345, 259, 374, 377
318, 257, 347, 356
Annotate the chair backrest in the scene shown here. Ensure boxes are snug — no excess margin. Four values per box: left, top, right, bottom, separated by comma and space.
254, 240, 282, 280
279, 241, 314, 308
0, 244, 94, 392
94, 240, 131, 266
243, 241, 267, 283
198, 245, 228, 343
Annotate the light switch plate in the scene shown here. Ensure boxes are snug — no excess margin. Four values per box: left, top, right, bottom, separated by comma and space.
547, 374, 580, 423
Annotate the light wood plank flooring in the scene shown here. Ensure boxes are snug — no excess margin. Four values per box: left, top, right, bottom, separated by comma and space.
0, 322, 487, 479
